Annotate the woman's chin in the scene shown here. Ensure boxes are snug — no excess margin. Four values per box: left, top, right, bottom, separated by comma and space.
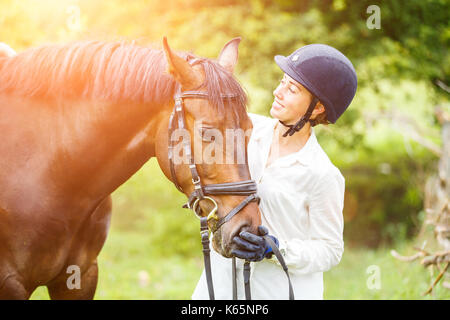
270, 106, 282, 119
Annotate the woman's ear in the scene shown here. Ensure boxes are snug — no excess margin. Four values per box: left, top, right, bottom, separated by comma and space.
312, 102, 326, 117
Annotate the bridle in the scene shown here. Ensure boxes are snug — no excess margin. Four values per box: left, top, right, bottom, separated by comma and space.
167, 58, 294, 300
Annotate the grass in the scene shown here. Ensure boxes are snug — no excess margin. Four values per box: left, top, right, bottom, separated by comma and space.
324, 244, 449, 300
29, 160, 449, 300
30, 236, 450, 300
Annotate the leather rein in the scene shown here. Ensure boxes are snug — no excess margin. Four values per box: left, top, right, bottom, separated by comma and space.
167, 58, 294, 300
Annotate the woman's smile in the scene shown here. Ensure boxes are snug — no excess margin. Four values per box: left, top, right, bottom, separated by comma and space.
272, 99, 285, 110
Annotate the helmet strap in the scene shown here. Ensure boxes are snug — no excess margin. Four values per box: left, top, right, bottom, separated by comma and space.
279, 97, 319, 137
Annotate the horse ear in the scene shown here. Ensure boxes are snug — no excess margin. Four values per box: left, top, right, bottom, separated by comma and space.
162, 37, 202, 89
218, 37, 241, 74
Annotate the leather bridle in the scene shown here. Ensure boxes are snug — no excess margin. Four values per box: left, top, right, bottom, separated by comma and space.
167, 58, 294, 300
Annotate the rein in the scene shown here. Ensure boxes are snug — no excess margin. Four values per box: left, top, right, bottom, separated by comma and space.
167, 58, 294, 300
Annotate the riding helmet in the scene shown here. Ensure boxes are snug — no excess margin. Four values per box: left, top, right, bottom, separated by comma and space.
274, 44, 357, 125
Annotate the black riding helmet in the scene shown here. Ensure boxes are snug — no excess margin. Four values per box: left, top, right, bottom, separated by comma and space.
274, 44, 357, 136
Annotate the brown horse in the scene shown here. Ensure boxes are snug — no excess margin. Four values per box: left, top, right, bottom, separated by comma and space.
0, 38, 261, 299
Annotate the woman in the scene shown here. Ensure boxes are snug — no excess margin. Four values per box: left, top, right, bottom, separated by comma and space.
192, 43, 357, 300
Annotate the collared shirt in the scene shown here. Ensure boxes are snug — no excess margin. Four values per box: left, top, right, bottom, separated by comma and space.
192, 113, 345, 300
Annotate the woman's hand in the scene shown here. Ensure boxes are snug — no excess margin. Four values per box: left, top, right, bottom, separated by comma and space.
231, 225, 279, 262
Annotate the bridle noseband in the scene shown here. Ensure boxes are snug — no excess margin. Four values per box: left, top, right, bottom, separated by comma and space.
167, 58, 293, 300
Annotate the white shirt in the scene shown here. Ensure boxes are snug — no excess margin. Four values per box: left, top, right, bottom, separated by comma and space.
192, 113, 345, 300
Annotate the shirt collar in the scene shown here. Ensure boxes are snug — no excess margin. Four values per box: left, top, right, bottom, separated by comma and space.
251, 118, 317, 167
290, 128, 317, 167
251, 117, 278, 141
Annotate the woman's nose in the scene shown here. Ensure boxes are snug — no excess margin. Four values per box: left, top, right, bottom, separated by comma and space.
273, 85, 283, 100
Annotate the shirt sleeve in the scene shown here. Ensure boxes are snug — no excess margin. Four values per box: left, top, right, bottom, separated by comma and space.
271, 167, 345, 274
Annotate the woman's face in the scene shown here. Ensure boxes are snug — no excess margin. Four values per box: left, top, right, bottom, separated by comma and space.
270, 73, 314, 124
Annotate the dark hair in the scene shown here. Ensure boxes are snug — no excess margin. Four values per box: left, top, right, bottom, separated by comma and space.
311, 105, 329, 127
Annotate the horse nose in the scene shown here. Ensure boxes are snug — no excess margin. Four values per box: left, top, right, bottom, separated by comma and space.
217, 198, 261, 257
222, 222, 252, 255
236, 224, 252, 237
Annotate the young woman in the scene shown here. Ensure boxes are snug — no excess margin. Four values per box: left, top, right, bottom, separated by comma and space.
192, 43, 357, 300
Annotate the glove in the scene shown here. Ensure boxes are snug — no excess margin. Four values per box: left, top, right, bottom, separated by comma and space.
231, 225, 279, 262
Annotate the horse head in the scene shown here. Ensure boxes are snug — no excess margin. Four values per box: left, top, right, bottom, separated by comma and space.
157, 38, 261, 258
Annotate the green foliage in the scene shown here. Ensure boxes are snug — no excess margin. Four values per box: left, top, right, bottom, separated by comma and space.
110, 159, 201, 257
317, 78, 440, 247
324, 243, 450, 299
340, 150, 434, 247
315, 0, 450, 95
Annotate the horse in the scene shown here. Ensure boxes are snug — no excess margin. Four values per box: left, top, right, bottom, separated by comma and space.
0, 43, 16, 58
0, 37, 261, 299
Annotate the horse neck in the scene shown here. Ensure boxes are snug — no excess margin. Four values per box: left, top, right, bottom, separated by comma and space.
49, 97, 170, 201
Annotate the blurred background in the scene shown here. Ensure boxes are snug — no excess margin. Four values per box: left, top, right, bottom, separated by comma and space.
1, 0, 448, 299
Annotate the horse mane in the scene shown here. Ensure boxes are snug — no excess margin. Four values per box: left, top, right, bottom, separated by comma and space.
0, 40, 248, 119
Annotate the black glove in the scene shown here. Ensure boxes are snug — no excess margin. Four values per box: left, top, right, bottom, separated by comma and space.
231, 225, 279, 262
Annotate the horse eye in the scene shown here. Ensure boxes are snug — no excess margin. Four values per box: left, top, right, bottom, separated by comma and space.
199, 128, 215, 141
